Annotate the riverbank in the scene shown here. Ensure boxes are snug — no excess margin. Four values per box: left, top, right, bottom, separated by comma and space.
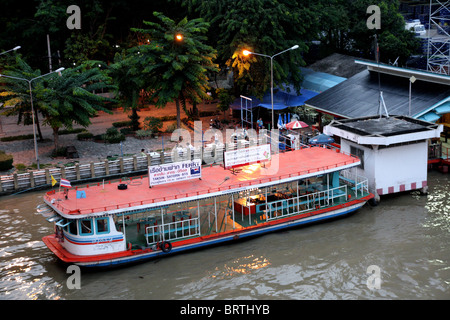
0, 102, 232, 175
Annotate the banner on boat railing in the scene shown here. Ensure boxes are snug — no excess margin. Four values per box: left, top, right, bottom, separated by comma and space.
148, 159, 202, 187
224, 144, 271, 169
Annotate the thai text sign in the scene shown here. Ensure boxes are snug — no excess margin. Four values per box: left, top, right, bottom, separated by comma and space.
148, 159, 201, 187
224, 144, 271, 169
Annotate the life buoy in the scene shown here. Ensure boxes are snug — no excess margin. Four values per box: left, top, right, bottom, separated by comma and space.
118, 183, 128, 190
160, 241, 172, 253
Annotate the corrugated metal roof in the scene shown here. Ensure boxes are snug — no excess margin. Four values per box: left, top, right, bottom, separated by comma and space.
305, 69, 450, 119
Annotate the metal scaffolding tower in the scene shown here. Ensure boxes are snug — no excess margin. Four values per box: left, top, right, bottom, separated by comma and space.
427, 0, 450, 74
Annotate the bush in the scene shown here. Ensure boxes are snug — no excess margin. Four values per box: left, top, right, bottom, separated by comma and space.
15, 163, 26, 171
102, 134, 126, 143
135, 129, 153, 138
165, 123, 177, 133
106, 127, 119, 136
112, 120, 133, 128
51, 147, 68, 158
102, 127, 125, 143
0, 151, 13, 171
1, 134, 35, 142
58, 128, 85, 135
143, 117, 163, 132
120, 127, 134, 135
77, 132, 94, 140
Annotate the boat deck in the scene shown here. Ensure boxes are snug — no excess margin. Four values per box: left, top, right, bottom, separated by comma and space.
45, 147, 359, 217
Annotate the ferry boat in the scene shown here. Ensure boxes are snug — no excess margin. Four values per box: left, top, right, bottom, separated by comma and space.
40, 145, 373, 268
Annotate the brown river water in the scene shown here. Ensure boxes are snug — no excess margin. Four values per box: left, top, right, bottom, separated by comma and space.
0, 171, 449, 300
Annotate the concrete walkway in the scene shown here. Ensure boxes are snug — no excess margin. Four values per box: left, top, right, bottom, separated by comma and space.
0, 102, 230, 174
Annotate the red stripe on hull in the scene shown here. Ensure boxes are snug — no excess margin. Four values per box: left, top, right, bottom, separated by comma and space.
43, 195, 373, 265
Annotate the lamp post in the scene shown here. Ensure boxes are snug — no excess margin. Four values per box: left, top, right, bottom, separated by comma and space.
409, 75, 416, 117
243, 45, 299, 129
0, 46, 21, 56
0, 67, 65, 169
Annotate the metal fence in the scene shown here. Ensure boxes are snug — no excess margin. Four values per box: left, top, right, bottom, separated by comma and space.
0, 137, 266, 195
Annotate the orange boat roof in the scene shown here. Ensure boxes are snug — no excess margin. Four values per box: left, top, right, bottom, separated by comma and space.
45, 147, 359, 217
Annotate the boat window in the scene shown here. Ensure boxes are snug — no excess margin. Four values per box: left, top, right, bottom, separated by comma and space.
68, 220, 78, 235
79, 219, 93, 236
96, 217, 109, 234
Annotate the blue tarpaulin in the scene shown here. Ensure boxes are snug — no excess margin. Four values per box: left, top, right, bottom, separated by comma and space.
230, 68, 346, 111
231, 88, 319, 110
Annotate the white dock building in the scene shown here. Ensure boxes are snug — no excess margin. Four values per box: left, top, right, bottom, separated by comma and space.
324, 115, 443, 203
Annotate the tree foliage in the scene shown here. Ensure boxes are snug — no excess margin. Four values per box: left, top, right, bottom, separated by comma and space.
1, 0, 423, 142
131, 12, 219, 128
0, 57, 46, 139
1, 57, 116, 149
180, 0, 317, 98
108, 51, 145, 130
316, 0, 420, 64
37, 62, 116, 149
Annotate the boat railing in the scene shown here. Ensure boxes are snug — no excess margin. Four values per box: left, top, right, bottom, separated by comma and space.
354, 179, 369, 198
46, 154, 361, 215
339, 169, 369, 198
145, 217, 200, 246
265, 185, 349, 221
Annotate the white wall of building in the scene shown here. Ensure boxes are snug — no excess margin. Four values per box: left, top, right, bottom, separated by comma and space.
340, 139, 428, 201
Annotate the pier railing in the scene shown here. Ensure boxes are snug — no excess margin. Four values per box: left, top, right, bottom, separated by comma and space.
0, 137, 265, 194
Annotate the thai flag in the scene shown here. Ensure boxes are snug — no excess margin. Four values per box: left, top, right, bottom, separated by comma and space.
60, 178, 71, 188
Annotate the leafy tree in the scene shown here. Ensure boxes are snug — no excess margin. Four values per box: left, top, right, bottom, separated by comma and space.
216, 88, 234, 119
131, 12, 219, 128
36, 62, 116, 149
1, 57, 116, 150
314, 0, 351, 55
0, 57, 47, 140
343, 0, 420, 64
178, 0, 317, 98
108, 51, 144, 131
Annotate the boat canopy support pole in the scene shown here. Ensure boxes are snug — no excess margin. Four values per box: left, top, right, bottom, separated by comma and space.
161, 208, 165, 241
232, 193, 235, 229
122, 213, 127, 249
197, 200, 201, 236
264, 187, 268, 221
214, 197, 218, 233
248, 192, 251, 226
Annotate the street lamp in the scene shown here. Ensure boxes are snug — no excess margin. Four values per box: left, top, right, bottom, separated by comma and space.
243, 45, 299, 129
409, 75, 416, 117
175, 34, 183, 41
0, 67, 65, 169
0, 46, 21, 56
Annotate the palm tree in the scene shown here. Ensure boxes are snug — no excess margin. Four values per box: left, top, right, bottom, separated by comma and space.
0, 57, 46, 140
36, 62, 116, 149
1, 58, 116, 150
131, 12, 219, 128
